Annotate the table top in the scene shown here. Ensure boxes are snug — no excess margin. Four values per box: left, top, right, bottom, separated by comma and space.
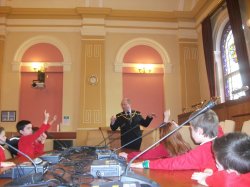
0, 148, 205, 187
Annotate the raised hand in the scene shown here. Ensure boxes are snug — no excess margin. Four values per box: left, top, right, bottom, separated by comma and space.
110, 115, 116, 125
49, 115, 57, 125
44, 110, 50, 124
164, 109, 171, 123
147, 113, 156, 118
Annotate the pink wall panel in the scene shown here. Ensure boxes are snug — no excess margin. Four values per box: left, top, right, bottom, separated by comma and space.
123, 45, 164, 128
19, 72, 63, 131
22, 43, 63, 62
123, 73, 164, 128
124, 45, 162, 64
19, 43, 63, 131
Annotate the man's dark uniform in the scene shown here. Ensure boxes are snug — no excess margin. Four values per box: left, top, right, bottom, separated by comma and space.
110, 110, 153, 150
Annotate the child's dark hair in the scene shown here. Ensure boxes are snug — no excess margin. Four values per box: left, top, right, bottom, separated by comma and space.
189, 109, 218, 138
16, 120, 31, 132
0, 126, 4, 134
213, 132, 250, 174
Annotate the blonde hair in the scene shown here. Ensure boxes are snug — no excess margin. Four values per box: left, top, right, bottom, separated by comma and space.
160, 122, 191, 157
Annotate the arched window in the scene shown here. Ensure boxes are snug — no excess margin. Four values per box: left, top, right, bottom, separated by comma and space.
220, 22, 245, 100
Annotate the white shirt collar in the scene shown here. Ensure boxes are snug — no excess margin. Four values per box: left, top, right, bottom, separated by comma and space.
200, 136, 217, 145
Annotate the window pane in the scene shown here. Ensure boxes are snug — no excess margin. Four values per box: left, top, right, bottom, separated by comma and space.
221, 22, 244, 100
227, 73, 245, 100
224, 31, 239, 74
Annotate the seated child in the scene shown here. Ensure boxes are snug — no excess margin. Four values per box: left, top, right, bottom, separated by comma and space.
131, 109, 222, 171
16, 110, 56, 158
191, 132, 250, 187
6, 127, 48, 157
119, 110, 191, 160
0, 127, 16, 167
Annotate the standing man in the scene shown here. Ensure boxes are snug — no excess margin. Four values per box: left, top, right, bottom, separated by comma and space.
110, 98, 155, 150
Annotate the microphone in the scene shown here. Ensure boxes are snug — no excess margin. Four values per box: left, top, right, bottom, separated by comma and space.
0, 140, 45, 186
1, 140, 38, 173
96, 124, 127, 147
98, 127, 107, 146
120, 99, 217, 186
106, 122, 167, 167
95, 127, 118, 147
46, 132, 68, 151
106, 124, 140, 147
113, 122, 167, 153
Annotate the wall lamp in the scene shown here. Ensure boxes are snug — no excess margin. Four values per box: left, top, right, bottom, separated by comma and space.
31, 62, 46, 89
137, 64, 153, 73
32, 62, 44, 72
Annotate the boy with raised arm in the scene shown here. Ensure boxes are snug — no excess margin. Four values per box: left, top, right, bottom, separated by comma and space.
16, 110, 56, 158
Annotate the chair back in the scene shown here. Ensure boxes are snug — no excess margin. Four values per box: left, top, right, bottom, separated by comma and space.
4, 148, 12, 160
179, 126, 197, 149
219, 120, 235, 134
241, 120, 250, 135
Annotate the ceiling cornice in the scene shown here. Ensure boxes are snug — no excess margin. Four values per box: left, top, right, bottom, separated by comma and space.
0, 6, 196, 22
194, 0, 224, 25
0, 1, 225, 24
0, 6, 11, 16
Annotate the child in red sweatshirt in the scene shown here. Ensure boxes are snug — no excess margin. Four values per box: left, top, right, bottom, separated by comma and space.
192, 132, 250, 187
0, 127, 16, 167
131, 109, 221, 171
16, 110, 56, 159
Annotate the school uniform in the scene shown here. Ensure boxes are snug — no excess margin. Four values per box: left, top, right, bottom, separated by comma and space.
18, 123, 50, 158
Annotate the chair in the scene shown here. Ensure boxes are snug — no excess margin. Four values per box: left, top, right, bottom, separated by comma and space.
140, 128, 159, 150
4, 147, 12, 160
6, 136, 20, 157
44, 139, 54, 152
241, 120, 250, 135
219, 120, 235, 134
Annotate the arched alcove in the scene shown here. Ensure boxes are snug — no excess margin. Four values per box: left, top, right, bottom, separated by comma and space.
12, 35, 72, 71
115, 38, 170, 127
114, 38, 172, 73
14, 36, 70, 131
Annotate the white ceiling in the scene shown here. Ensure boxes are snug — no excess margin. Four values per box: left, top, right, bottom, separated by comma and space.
2, 0, 205, 12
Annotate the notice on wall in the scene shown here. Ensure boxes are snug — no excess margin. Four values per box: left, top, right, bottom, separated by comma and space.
63, 116, 70, 125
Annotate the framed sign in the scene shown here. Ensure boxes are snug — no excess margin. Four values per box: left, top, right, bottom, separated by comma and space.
1, 111, 16, 122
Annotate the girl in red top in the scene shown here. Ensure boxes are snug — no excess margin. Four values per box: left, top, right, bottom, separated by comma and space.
16, 110, 56, 159
192, 132, 250, 187
0, 127, 16, 167
119, 120, 191, 160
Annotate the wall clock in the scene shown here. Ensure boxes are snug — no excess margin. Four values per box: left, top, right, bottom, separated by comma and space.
88, 75, 98, 85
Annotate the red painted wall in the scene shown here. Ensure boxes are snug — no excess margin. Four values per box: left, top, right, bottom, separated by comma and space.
124, 45, 162, 64
19, 72, 63, 131
19, 43, 63, 131
123, 73, 164, 127
22, 43, 63, 62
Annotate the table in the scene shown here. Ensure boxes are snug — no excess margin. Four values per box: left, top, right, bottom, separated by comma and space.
0, 148, 205, 187
133, 168, 204, 187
